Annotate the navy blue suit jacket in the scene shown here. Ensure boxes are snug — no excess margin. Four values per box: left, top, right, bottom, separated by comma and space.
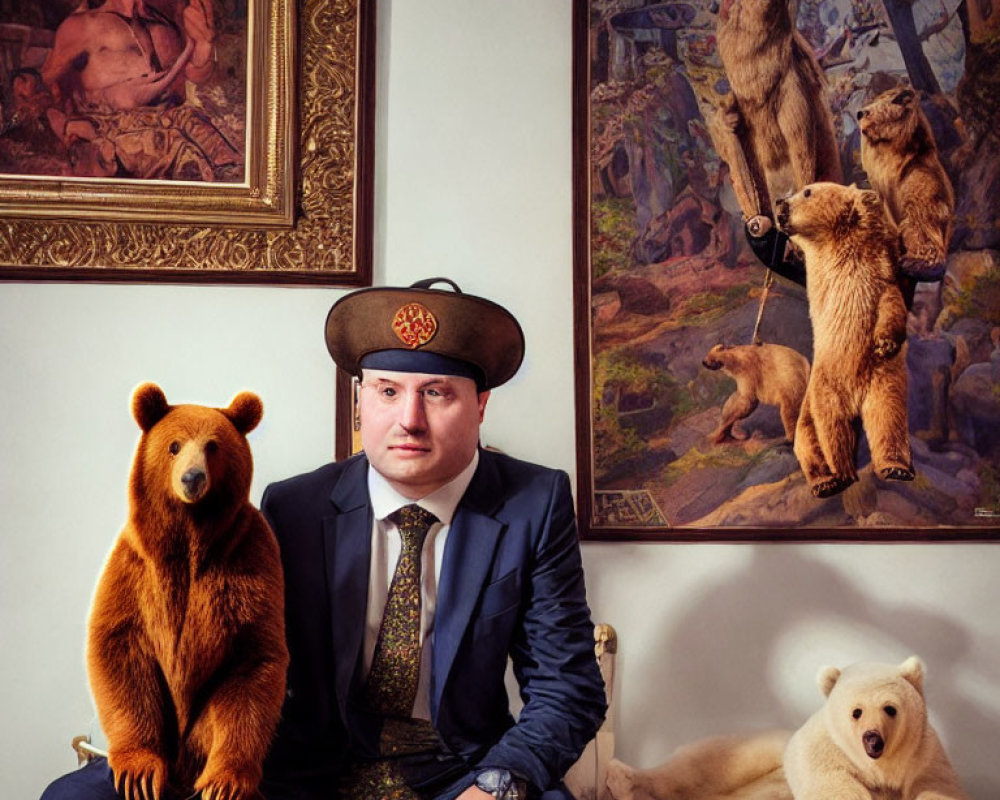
258, 448, 606, 798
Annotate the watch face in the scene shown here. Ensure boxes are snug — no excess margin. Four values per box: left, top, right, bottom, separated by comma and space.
475, 768, 510, 794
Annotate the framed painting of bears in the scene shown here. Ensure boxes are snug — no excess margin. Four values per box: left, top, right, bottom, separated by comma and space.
572, 0, 1000, 540
0, 0, 374, 285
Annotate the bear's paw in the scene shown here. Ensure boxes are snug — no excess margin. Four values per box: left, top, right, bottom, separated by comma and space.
195, 760, 262, 800
108, 747, 167, 800
878, 465, 915, 482
899, 253, 947, 282
811, 474, 855, 498
873, 336, 901, 360
606, 758, 638, 800
898, 230, 946, 281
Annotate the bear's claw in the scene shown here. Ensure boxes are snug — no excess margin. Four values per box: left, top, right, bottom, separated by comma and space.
874, 337, 901, 359
812, 475, 855, 498
109, 749, 166, 800
879, 466, 914, 482
196, 762, 260, 800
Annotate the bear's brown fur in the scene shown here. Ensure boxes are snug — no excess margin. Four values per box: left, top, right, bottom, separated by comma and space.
776, 183, 914, 498
702, 342, 811, 444
713, 0, 842, 219
87, 383, 288, 800
858, 87, 955, 281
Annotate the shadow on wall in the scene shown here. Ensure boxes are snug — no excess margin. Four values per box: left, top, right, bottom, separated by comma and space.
635, 545, 998, 799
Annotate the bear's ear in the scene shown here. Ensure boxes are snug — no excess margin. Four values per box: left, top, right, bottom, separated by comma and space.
892, 88, 916, 107
132, 383, 171, 432
818, 665, 841, 697
860, 189, 883, 210
857, 190, 886, 223
899, 655, 925, 695
224, 391, 263, 435
836, 200, 862, 234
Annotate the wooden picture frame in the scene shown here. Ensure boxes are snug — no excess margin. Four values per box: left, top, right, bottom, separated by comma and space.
0, 0, 374, 285
572, 0, 1000, 541
335, 365, 361, 461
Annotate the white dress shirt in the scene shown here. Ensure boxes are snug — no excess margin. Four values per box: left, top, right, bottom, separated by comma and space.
364, 449, 479, 720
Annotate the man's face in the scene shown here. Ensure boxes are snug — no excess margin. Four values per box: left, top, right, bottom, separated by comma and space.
359, 369, 489, 499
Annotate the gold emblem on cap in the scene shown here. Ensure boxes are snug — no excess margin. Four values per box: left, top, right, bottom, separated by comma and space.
391, 302, 438, 349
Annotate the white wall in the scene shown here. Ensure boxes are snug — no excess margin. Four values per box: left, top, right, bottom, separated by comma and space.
0, 2, 996, 799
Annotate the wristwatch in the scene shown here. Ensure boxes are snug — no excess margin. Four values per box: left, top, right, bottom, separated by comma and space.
475, 768, 526, 799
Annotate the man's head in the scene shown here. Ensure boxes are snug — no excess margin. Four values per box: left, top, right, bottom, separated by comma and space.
325, 278, 524, 498
357, 369, 488, 499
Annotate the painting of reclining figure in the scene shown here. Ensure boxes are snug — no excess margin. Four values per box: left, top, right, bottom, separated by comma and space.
577, 0, 999, 536
0, 0, 245, 182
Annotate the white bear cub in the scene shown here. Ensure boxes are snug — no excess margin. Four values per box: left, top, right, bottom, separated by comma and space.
784, 656, 968, 799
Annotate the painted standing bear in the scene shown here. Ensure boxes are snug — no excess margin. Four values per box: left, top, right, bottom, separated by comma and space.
858, 87, 955, 282
712, 0, 842, 220
776, 183, 914, 498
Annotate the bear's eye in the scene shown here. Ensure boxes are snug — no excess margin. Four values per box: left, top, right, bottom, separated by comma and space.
205, 440, 219, 455
884, 705, 897, 717
852, 708, 863, 720
168, 441, 181, 455
803, 188, 811, 198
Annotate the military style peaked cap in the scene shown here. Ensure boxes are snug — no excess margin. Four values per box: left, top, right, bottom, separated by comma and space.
325, 278, 525, 390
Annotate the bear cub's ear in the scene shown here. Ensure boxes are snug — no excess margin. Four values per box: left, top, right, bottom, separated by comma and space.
818, 665, 841, 697
224, 391, 263, 434
899, 655, 925, 695
132, 383, 171, 432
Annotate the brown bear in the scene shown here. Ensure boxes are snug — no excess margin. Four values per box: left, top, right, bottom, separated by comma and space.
858, 87, 955, 281
87, 383, 288, 800
702, 342, 811, 444
775, 183, 914, 498
712, 0, 842, 221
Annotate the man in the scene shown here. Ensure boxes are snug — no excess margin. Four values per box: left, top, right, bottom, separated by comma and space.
260, 278, 606, 799
39, 278, 605, 800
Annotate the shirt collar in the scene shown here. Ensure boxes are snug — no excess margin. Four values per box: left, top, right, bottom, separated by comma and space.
368, 449, 480, 525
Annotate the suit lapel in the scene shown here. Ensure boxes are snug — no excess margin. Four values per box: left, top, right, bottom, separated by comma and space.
431, 450, 505, 719
324, 455, 372, 721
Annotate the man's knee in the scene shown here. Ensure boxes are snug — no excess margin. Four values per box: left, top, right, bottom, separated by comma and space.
40, 759, 116, 800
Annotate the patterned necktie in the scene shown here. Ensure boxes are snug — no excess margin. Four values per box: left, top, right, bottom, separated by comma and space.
367, 504, 438, 716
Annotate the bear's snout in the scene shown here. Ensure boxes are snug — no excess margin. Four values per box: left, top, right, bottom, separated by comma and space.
180, 468, 208, 502
702, 357, 722, 370
863, 730, 885, 759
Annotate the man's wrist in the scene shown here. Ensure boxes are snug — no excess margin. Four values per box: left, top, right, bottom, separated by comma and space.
474, 767, 527, 799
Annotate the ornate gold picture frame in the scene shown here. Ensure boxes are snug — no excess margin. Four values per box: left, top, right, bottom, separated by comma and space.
0, 0, 374, 285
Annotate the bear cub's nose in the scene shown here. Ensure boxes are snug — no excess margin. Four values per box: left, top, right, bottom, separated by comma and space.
863, 730, 885, 759
181, 468, 207, 499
